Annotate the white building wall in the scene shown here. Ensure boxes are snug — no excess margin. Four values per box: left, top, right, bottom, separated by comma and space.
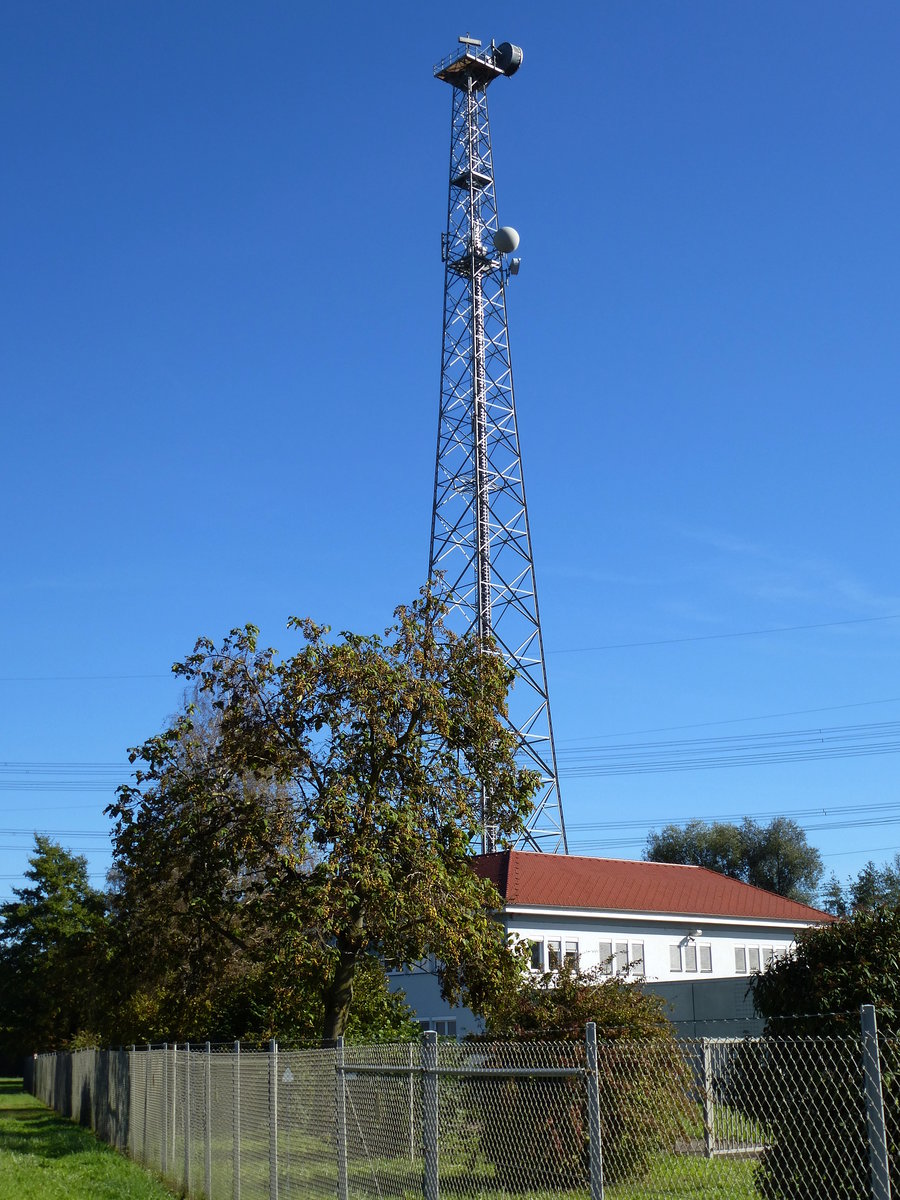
388, 907, 811, 1036
505, 910, 799, 983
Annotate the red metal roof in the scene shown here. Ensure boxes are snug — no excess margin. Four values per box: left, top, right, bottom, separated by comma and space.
473, 850, 832, 924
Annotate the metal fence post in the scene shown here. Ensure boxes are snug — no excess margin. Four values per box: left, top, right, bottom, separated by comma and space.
184, 1043, 192, 1195
702, 1038, 715, 1158
336, 1037, 349, 1200
585, 1022, 604, 1200
162, 1044, 168, 1176
141, 1043, 150, 1166
205, 1042, 212, 1198
422, 1030, 439, 1200
233, 1041, 241, 1200
408, 1041, 416, 1161
128, 1046, 135, 1161
172, 1043, 178, 1169
268, 1039, 278, 1200
860, 1004, 891, 1200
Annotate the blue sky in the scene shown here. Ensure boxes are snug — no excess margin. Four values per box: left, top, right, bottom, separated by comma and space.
3, 2, 900, 903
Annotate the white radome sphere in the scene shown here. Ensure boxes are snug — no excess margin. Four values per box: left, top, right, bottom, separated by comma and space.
492, 226, 520, 254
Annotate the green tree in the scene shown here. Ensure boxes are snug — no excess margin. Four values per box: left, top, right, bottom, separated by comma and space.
752, 905, 900, 1031
644, 816, 823, 903
744, 907, 900, 1199
108, 589, 537, 1043
0, 836, 109, 1058
822, 854, 900, 915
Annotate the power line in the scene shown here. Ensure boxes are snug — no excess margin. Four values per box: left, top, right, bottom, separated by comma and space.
550, 612, 900, 654
570, 812, 900, 854
0, 614, 897, 684
559, 719, 900, 777
569, 797, 900, 833
0, 829, 111, 839
0, 673, 170, 682
557, 696, 900, 743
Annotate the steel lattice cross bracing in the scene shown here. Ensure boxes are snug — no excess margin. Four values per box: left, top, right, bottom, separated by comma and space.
429, 38, 567, 855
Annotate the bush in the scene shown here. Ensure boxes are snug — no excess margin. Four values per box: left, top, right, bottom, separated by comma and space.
477, 964, 693, 1189
741, 907, 900, 1200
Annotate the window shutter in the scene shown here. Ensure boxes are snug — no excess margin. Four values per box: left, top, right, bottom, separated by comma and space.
632, 942, 645, 977
598, 941, 613, 974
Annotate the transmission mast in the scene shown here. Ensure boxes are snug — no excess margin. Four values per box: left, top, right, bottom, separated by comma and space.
430, 36, 568, 855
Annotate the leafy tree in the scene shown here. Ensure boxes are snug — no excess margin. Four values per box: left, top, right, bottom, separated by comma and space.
742, 907, 900, 1199
108, 590, 537, 1043
0, 836, 109, 1058
481, 965, 691, 1188
644, 816, 823, 903
752, 905, 900, 1032
822, 854, 900, 916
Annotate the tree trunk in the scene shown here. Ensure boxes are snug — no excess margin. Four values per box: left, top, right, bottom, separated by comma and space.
321, 922, 364, 1044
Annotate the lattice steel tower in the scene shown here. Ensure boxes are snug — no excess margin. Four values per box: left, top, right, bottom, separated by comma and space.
430, 36, 567, 855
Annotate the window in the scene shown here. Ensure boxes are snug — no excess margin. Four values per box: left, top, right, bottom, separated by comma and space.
417, 1019, 457, 1038
631, 943, 645, 978
671, 940, 710, 973
548, 939, 562, 970
614, 942, 629, 974
564, 940, 579, 968
599, 939, 643, 976
529, 940, 544, 971
736, 944, 783, 974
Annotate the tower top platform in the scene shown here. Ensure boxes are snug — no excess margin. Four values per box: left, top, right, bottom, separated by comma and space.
434, 39, 522, 89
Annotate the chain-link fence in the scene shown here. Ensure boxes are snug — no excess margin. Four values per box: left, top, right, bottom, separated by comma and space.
24, 1006, 896, 1198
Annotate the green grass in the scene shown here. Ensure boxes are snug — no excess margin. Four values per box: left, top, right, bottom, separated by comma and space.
607, 1153, 757, 1199
2, 1076, 760, 1200
0, 1078, 178, 1200
338, 1147, 758, 1199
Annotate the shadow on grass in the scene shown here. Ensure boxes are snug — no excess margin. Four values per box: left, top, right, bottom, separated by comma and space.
0, 1079, 100, 1161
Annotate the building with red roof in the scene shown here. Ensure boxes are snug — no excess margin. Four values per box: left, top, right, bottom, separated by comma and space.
392, 851, 832, 1038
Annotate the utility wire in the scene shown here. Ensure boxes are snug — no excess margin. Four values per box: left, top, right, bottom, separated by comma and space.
569, 797, 900, 833
557, 696, 900, 742
550, 612, 900, 654
3, 717, 900, 789
0, 614, 898, 683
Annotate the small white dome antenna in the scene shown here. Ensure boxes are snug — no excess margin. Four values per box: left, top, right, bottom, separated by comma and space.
493, 226, 522, 280
492, 226, 520, 253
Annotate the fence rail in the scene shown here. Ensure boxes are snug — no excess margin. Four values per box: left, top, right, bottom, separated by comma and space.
25, 1006, 896, 1198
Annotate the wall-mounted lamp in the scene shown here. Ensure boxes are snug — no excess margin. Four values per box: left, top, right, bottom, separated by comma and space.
686, 928, 703, 941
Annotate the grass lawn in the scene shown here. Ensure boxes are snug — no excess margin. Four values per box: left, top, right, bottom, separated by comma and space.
0, 1078, 178, 1200
2, 1074, 760, 1200
607, 1153, 757, 1198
